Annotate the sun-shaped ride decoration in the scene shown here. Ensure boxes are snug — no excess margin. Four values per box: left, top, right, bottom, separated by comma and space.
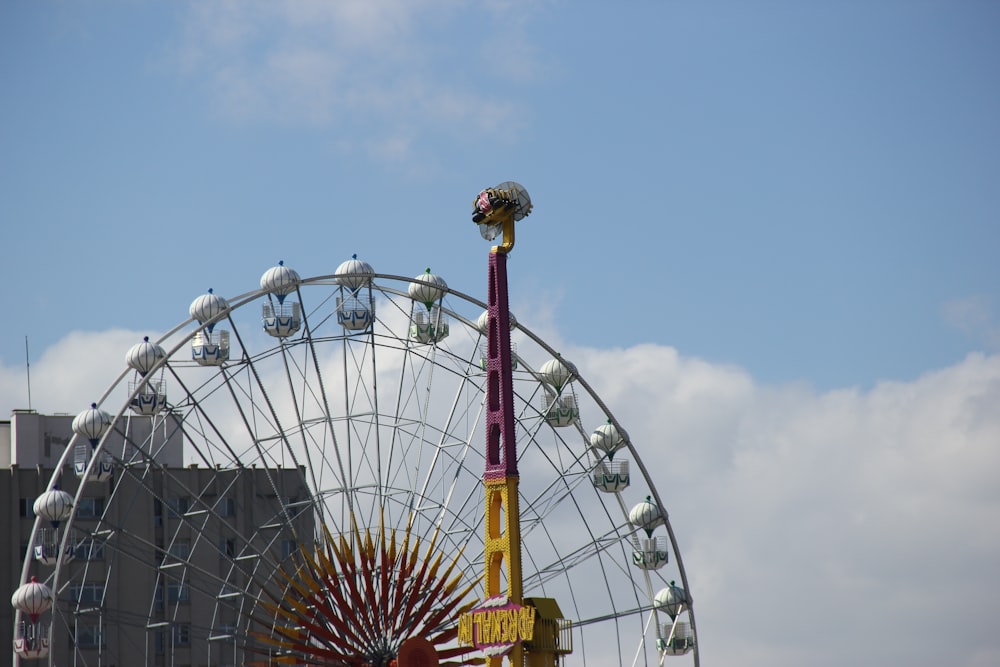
250, 515, 484, 667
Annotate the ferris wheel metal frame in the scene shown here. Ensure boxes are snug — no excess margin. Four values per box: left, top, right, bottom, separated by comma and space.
13, 186, 700, 667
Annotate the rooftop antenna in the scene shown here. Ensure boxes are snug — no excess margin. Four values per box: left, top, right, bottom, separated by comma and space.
25, 335, 32, 411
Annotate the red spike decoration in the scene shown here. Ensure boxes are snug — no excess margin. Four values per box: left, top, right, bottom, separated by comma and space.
250, 514, 484, 667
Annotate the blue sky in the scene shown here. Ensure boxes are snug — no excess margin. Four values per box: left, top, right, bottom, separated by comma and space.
1, 3, 999, 666
2, 1, 997, 392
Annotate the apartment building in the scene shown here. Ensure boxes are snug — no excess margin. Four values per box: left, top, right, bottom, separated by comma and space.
3, 409, 313, 667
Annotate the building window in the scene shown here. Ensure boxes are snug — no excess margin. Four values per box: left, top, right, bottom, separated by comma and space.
167, 497, 189, 518
167, 583, 190, 604
69, 583, 105, 607
218, 497, 236, 517
281, 496, 298, 521
280, 540, 297, 559
76, 497, 105, 519
168, 540, 191, 561
75, 539, 105, 561
19, 498, 35, 518
75, 624, 104, 649
155, 623, 191, 652
220, 538, 237, 558
172, 623, 190, 647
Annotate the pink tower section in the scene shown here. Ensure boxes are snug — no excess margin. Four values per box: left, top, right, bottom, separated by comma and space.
483, 251, 518, 481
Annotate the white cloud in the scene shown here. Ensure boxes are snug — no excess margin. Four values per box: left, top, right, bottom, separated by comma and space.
4, 326, 998, 666
1, 329, 152, 417
165, 0, 529, 155
566, 344, 1000, 667
945, 295, 1000, 349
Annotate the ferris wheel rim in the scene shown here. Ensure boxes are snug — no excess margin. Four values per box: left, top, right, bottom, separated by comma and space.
15, 265, 699, 667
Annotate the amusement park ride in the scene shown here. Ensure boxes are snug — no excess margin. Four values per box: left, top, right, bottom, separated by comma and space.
11, 184, 699, 666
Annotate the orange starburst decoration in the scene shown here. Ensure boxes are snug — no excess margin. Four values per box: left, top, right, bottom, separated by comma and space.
251, 513, 484, 667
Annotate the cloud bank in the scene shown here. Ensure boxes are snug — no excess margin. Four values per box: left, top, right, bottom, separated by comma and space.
3, 331, 998, 666
566, 343, 1000, 667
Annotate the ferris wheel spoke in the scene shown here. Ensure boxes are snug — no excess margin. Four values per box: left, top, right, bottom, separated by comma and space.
225, 317, 308, 476
405, 342, 443, 512
417, 376, 487, 529
272, 330, 332, 506
384, 376, 437, 518
165, 363, 253, 467
384, 339, 427, 504
292, 289, 354, 511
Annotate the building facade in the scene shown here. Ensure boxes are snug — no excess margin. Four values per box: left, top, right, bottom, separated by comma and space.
3, 410, 314, 667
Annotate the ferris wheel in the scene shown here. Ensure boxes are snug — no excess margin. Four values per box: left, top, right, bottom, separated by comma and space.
13, 185, 699, 667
